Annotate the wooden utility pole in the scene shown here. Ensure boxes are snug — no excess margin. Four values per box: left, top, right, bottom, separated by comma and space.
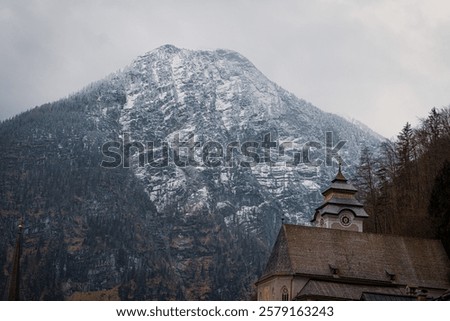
8, 220, 23, 301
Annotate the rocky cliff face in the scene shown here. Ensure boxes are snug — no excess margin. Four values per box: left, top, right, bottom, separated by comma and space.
0, 45, 381, 300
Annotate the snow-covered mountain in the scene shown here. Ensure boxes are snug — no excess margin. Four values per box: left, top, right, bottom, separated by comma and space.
115, 44, 380, 222
0, 45, 381, 300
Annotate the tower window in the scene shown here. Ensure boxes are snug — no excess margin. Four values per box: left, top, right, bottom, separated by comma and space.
281, 287, 289, 301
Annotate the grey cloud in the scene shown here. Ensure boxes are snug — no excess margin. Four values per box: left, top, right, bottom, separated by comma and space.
1, 0, 449, 138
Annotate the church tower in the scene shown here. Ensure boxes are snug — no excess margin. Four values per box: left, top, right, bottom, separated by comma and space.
311, 165, 368, 232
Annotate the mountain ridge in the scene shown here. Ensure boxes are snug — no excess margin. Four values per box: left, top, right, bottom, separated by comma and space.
0, 45, 381, 300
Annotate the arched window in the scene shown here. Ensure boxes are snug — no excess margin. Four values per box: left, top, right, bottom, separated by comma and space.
281, 286, 289, 301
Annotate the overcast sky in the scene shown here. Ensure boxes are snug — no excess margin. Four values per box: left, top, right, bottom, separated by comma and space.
1, 0, 450, 138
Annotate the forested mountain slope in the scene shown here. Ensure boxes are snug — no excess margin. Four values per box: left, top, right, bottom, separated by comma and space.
0, 45, 381, 300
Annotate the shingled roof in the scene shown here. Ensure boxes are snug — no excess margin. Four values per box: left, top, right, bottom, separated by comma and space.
260, 224, 450, 290
295, 280, 409, 300
321, 168, 358, 195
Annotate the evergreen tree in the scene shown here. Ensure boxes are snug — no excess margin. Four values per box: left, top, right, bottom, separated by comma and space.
396, 122, 414, 169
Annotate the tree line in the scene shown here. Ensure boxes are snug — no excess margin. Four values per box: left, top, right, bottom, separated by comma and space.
356, 107, 450, 255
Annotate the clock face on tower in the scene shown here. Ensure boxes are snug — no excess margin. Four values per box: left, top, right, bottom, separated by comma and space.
339, 210, 353, 227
